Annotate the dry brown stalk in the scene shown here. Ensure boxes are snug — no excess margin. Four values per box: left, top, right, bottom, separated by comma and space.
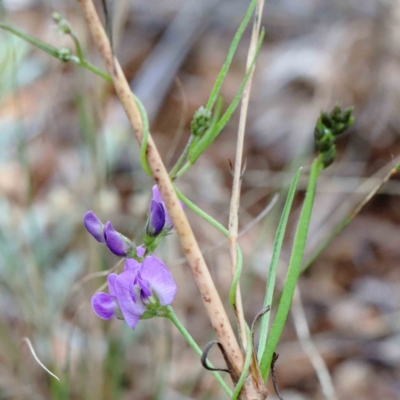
228, 0, 267, 391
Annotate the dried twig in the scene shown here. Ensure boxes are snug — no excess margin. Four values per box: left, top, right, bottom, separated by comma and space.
228, 0, 265, 382
228, 0, 265, 346
21, 338, 60, 381
77, 0, 243, 373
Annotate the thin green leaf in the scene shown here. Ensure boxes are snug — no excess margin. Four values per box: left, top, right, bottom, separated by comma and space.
210, 29, 265, 142
189, 29, 265, 165
174, 185, 228, 235
0, 24, 60, 58
257, 168, 302, 360
136, 94, 152, 176
206, 0, 257, 111
259, 159, 322, 379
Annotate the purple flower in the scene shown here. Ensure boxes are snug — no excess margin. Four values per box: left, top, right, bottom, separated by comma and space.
104, 222, 133, 257
146, 199, 166, 236
83, 211, 105, 243
83, 211, 135, 257
91, 255, 177, 329
152, 185, 173, 229
124, 246, 146, 271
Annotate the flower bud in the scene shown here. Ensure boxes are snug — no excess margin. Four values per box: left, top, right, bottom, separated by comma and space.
146, 200, 166, 236
83, 211, 105, 243
57, 48, 71, 62
321, 146, 336, 168
104, 222, 134, 257
190, 106, 212, 137
316, 133, 335, 153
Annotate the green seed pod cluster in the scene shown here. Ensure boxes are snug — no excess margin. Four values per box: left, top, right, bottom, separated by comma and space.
190, 106, 212, 137
314, 105, 354, 168
52, 12, 72, 35
57, 48, 72, 62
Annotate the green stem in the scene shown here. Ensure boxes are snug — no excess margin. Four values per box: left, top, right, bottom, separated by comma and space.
175, 185, 228, 235
259, 159, 322, 380
206, 0, 257, 111
165, 306, 232, 397
69, 30, 84, 62
77, 58, 112, 82
189, 30, 264, 166
174, 186, 243, 315
174, 96, 223, 180
169, 136, 195, 179
173, 160, 191, 180
0, 23, 60, 58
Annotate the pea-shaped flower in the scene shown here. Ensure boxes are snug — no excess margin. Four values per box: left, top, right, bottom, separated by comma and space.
148, 185, 173, 232
146, 199, 166, 236
91, 251, 177, 329
83, 211, 135, 257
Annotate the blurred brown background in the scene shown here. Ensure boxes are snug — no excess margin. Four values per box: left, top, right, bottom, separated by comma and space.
1, 0, 400, 399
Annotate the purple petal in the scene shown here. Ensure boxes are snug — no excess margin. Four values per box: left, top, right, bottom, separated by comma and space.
108, 273, 118, 297
124, 258, 141, 272
141, 256, 177, 306
123, 246, 145, 271
161, 204, 173, 229
152, 186, 173, 229
149, 200, 165, 235
137, 246, 146, 257
83, 211, 105, 243
115, 269, 146, 329
152, 185, 163, 203
135, 271, 152, 298
151, 185, 185, 230
91, 292, 117, 320
104, 222, 131, 256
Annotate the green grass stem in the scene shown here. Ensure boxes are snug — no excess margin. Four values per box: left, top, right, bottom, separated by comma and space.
257, 168, 301, 360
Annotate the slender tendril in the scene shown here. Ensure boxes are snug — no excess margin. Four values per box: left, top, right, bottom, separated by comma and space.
174, 186, 245, 336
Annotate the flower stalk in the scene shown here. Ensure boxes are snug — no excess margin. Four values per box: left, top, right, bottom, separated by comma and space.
76, 0, 244, 376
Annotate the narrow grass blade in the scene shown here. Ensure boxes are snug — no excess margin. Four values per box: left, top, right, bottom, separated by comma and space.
0, 24, 60, 58
206, 0, 257, 111
257, 167, 302, 360
259, 159, 321, 379
189, 29, 265, 165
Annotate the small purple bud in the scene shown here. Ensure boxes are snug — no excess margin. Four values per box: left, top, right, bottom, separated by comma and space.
151, 185, 184, 230
104, 222, 132, 256
91, 292, 117, 320
151, 185, 163, 204
147, 199, 165, 235
152, 185, 173, 229
83, 211, 105, 243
